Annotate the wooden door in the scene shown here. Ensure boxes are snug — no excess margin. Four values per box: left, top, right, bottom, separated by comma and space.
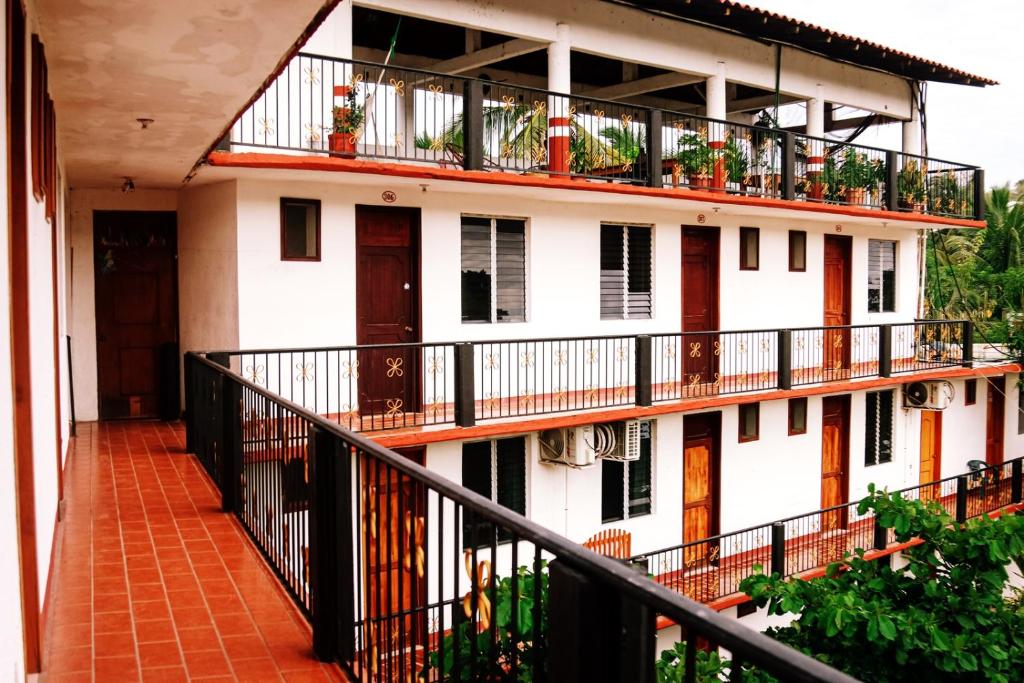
823, 235, 851, 378
683, 412, 720, 566
986, 377, 1005, 466
681, 228, 719, 385
919, 411, 942, 499
94, 211, 178, 419
356, 206, 421, 424
821, 396, 850, 530
362, 446, 427, 678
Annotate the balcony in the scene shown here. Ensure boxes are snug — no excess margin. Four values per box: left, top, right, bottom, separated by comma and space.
221, 54, 984, 223
191, 320, 975, 436
629, 456, 1024, 608
180, 354, 854, 681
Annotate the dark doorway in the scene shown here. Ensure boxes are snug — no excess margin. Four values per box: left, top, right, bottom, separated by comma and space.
93, 211, 178, 419
681, 227, 720, 384
355, 206, 421, 424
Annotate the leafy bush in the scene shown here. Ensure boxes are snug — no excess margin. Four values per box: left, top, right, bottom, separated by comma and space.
739, 487, 1024, 682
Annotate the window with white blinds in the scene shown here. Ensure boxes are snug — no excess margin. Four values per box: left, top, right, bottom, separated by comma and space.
600, 224, 652, 319
461, 216, 526, 323
462, 437, 526, 547
868, 239, 896, 312
865, 390, 894, 466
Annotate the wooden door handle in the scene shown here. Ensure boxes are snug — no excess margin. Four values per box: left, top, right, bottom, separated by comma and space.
404, 326, 413, 332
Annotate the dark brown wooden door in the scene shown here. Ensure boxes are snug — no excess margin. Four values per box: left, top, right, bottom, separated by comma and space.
356, 206, 421, 423
683, 412, 720, 566
823, 235, 851, 376
681, 228, 719, 383
821, 395, 850, 530
919, 411, 942, 499
94, 211, 178, 419
986, 377, 1005, 466
362, 446, 427, 677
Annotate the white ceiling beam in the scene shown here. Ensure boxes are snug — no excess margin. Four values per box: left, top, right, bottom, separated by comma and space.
578, 71, 704, 100
427, 38, 546, 74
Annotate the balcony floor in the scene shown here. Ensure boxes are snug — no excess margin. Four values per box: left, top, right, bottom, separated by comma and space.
42, 420, 345, 683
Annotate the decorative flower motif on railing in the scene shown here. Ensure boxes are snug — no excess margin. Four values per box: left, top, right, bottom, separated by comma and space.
664, 378, 676, 394
388, 78, 404, 96
520, 350, 535, 368
340, 403, 358, 423
615, 345, 628, 362
385, 398, 403, 418
585, 347, 599, 364
737, 341, 747, 354
428, 84, 445, 96
614, 384, 628, 400
832, 359, 843, 372
713, 373, 722, 389
341, 359, 359, 379
554, 387, 567, 406
303, 65, 320, 85
303, 122, 322, 146
688, 374, 702, 388
425, 397, 444, 419
688, 342, 702, 358
531, 141, 547, 163
584, 385, 598, 402
832, 333, 843, 349
483, 393, 499, 412
594, 109, 605, 119
519, 392, 535, 409
663, 342, 676, 360
295, 362, 314, 383
348, 72, 363, 89
385, 357, 404, 378
392, 131, 403, 147
462, 550, 492, 630
531, 100, 546, 116
713, 341, 722, 357
760, 370, 770, 384
484, 353, 500, 370
795, 337, 805, 351
245, 364, 265, 384
427, 355, 444, 376
257, 117, 275, 137
554, 349, 568, 367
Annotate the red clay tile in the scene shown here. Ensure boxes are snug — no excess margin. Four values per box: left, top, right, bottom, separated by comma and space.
170, 605, 214, 630
137, 641, 184, 669
220, 634, 270, 661
140, 667, 189, 682
95, 630, 136, 657
132, 600, 172, 622
95, 610, 133, 634
46, 644, 92, 673
94, 655, 140, 681
134, 619, 177, 644
183, 649, 233, 678
176, 626, 220, 653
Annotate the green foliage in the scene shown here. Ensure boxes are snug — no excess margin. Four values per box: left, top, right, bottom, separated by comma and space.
656, 643, 743, 683
739, 488, 1024, 682
837, 148, 877, 190
723, 136, 748, 184
676, 132, 715, 178
425, 563, 548, 682
599, 125, 644, 163
898, 159, 927, 205
332, 88, 364, 134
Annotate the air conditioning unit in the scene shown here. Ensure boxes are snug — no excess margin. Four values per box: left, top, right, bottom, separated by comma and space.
538, 425, 596, 468
594, 420, 643, 462
903, 381, 954, 410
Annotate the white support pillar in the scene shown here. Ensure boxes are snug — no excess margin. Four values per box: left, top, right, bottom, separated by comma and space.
304, 0, 353, 59
303, 1, 355, 154
806, 84, 826, 198
705, 61, 727, 188
902, 104, 922, 157
547, 22, 572, 174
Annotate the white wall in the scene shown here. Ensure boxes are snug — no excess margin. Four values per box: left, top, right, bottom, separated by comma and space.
178, 181, 240, 356
68, 188, 178, 421
0, 3, 27, 676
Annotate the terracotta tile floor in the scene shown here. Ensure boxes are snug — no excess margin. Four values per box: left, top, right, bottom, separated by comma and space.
42, 421, 346, 683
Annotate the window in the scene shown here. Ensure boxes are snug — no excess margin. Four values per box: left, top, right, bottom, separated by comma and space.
788, 398, 808, 435
738, 403, 759, 442
965, 379, 977, 405
789, 230, 806, 272
739, 227, 759, 270
865, 390, 894, 466
280, 198, 320, 260
600, 224, 652, 319
601, 420, 654, 523
462, 437, 526, 546
868, 240, 896, 312
461, 216, 526, 323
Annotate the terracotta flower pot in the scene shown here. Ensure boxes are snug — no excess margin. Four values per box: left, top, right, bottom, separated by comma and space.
845, 188, 866, 205
328, 132, 356, 157
690, 175, 712, 190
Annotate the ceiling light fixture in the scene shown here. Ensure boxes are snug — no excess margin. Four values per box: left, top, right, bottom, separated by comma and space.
136, 117, 154, 130
122, 177, 135, 193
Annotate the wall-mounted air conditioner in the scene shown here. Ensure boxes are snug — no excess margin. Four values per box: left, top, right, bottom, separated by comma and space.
903, 381, 955, 410
538, 425, 597, 468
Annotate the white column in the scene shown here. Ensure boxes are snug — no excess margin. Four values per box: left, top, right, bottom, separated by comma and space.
705, 62, 727, 188
806, 85, 825, 138
902, 104, 922, 157
705, 61, 727, 121
547, 23, 572, 174
806, 84, 825, 198
304, 0, 353, 59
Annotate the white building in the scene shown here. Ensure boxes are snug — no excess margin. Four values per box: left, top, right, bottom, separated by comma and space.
2, 0, 1020, 678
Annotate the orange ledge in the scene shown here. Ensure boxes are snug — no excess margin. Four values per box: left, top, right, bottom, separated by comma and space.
369, 363, 1021, 448
654, 501, 1024, 630
207, 152, 986, 230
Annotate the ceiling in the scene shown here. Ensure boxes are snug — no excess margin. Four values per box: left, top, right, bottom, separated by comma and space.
35, 0, 334, 188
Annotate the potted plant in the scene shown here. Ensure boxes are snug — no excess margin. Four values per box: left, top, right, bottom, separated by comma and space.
928, 171, 963, 216
723, 135, 749, 193
818, 150, 844, 203
837, 148, 874, 205
328, 85, 364, 157
676, 131, 715, 189
898, 159, 927, 212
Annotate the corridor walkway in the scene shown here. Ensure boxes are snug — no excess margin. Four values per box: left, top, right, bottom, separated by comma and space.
41, 421, 345, 682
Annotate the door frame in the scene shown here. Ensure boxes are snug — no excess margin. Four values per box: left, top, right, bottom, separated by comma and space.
680, 226, 720, 385
820, 394, 851, 529
682, 411, 721, 548
823, 235, 852, 374
680, 226, 720, 332
354, 204, 422, 345
919, 410, 943, 485
986, 377, 1006, 466
92, 210, 180, 420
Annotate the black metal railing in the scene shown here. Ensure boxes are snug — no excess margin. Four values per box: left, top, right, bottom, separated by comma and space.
200, 320, 973, 433
227, 53, 984, 221
629, 456, 1024, 607
184, 352, 856, 682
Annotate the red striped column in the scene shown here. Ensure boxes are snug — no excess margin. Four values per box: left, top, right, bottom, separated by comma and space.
548, 114, 571, 175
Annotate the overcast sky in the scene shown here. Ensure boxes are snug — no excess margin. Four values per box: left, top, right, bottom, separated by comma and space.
746, 0, 1020, 188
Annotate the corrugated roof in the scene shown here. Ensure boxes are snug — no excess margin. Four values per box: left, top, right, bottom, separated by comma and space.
606, 0, 997, 86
